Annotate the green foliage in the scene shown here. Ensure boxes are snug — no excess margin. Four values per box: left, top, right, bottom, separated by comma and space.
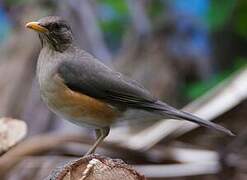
185, 71, 230, 100
97, 0, 129, 51
100, 20, 127, 51
148, 0, 165, 18
4, 0, 32, 6
234, 0, 247, 38
207, 0, 236, 30
185, 58, 247, 100
98, 0, 128, 15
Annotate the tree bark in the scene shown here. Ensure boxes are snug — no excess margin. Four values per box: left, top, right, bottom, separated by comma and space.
46, 154, 146, 180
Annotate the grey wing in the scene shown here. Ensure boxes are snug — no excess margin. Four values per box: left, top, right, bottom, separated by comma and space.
57, 55, 159, 110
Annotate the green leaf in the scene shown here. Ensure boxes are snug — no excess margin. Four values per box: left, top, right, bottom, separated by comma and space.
234, 0, 247, 38
207, 0, 235, 30
184, 58, 247, 100
99, 0, 128, 15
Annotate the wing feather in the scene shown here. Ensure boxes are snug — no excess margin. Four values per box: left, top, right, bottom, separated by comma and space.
57, 54, 157, 109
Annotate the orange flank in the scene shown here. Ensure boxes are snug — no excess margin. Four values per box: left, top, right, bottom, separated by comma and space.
44, 74, 120, 126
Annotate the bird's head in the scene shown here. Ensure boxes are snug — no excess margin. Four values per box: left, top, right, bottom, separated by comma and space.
26, 16, 73, 52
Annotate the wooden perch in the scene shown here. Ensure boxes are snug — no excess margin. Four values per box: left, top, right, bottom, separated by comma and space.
46, 154, 145, 180
0, 118, 27, 155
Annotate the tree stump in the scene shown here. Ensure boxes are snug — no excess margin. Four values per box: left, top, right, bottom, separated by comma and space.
46, 154, 146, 180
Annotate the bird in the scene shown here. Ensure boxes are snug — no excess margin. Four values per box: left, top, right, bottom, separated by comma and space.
25, 16, 234, 155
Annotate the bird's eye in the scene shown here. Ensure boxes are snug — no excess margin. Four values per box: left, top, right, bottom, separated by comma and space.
53, 23, 60, 30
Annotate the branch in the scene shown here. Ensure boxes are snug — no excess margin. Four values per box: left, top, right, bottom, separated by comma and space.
125, 0, 151, 36
135, 161, 219, 178
0, 132, 150, 176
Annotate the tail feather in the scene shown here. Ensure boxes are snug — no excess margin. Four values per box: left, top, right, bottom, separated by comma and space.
154, 101, 235, 136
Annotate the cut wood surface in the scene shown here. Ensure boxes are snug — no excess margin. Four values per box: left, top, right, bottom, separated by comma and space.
0, 118, 27, 155
46, 154, 146, 180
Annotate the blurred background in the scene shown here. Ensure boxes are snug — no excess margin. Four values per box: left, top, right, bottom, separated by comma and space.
0, 0, 247, 179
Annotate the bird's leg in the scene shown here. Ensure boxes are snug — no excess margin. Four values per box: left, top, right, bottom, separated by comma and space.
84, 127, 110, 156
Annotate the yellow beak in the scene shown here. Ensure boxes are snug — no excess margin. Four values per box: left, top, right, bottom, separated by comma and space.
25, 21, 48, 33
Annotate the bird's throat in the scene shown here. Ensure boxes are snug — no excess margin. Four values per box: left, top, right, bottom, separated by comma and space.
39, 33, 72, 52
